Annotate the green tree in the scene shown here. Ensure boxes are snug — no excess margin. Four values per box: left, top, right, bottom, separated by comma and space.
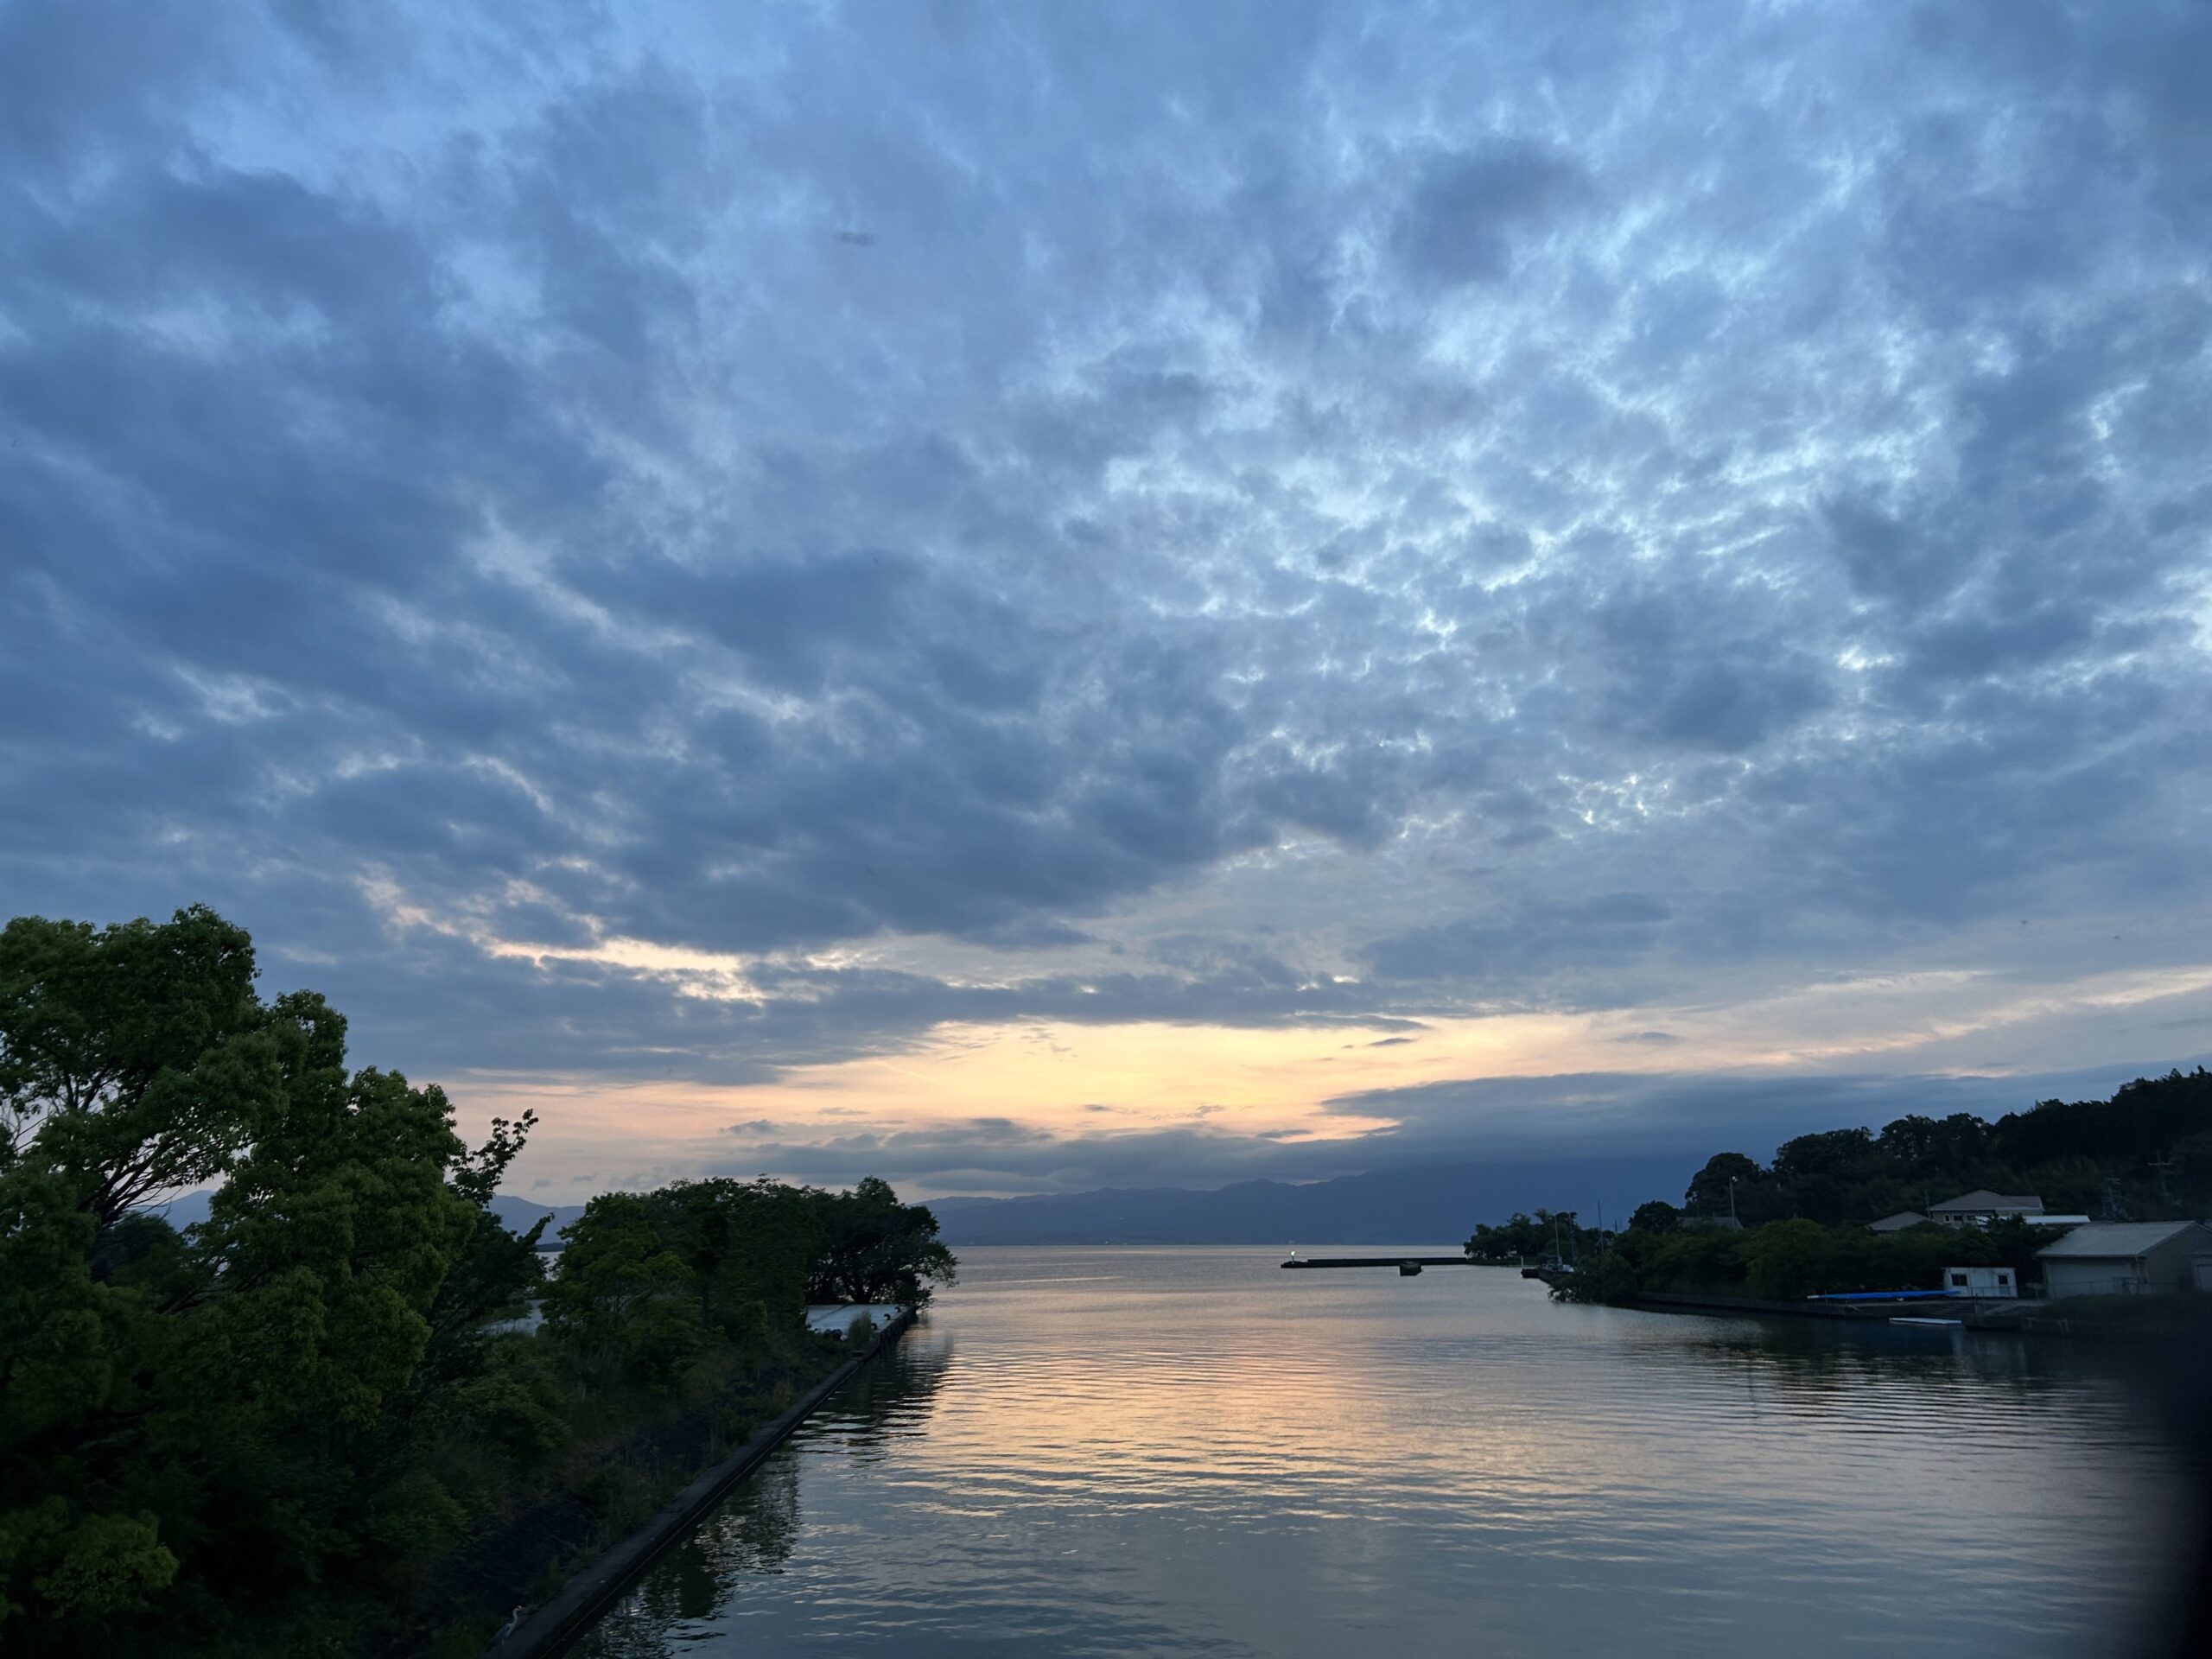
803, 1176, 957, 1305
0, 908, 548, 1653
0, 908, 281, 1231
1744, 1219, 1833, 1300
663, 1178, 823, 1335
543, 1193, 707, 1388
1464, 1209, 1592, 1263
1644, 1224, 1746, 1291
1878, 1112, 1989, 1177
0, 905, 950, 1655
1683, 1152, 1763, 1220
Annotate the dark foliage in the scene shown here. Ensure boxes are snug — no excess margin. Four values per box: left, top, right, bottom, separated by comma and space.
1675, 1070, 2212, 1229
1463, 1208, 1589, 1264
0, 907, 952, 1656
803, 1175, 957, 1306
1542, 1072, 2209, 1306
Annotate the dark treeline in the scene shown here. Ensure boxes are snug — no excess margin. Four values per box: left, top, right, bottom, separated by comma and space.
1557, 1211, 2068, 1305
1675, 1068, 2212, 1228
1471, 1069, 2212, 1305
0, 908, 953, 1656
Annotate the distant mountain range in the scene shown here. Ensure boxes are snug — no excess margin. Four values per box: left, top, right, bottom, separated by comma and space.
152, 1189, 215, 1230
156, 1188, 588, 1247
922, 1157, 1693, 1246
153, 1160, 1690, 1250
489, 1195, 589, 1244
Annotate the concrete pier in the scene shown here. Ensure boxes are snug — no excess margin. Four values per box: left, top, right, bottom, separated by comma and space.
1280, 1255, 1474, 1273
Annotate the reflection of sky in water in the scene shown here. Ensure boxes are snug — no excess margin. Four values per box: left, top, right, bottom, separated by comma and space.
575, 1248, 2184, 1657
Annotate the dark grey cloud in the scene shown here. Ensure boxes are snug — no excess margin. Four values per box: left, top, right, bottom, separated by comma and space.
2, 0, 2209, 1171
1363, 893, 1673, 995
1397, 142, 1589, 287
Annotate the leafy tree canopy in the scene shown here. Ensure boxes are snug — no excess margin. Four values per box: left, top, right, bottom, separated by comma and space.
0, 907, 953, 1655
1672, 1071, 2212, 1229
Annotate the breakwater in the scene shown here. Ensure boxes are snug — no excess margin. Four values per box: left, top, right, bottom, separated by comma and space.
1281, 1255, 1475, 1273
499, 1307, 918, 1657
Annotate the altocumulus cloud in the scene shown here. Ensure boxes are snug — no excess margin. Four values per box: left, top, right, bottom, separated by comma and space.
3, 1, 2210, 1190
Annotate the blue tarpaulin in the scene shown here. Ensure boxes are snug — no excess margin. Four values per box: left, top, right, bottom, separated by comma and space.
1808, 1289, 1955, 1302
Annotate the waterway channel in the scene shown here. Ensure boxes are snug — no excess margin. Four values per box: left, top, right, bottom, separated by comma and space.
569, 1244, 2192, 1656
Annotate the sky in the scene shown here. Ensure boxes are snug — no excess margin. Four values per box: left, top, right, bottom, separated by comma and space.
4, 1, 2210, 1205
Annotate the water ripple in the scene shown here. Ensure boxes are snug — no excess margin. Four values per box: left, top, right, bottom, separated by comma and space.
573, 1247, 2187, 1658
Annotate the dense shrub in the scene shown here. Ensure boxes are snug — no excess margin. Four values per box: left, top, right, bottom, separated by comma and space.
1744, 1220, 1833, 1300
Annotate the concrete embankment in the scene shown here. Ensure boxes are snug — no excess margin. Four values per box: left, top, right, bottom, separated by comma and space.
1626, 1290, 2212, 1340
1630, 1290, 2010, 1322
498, 1307, 918, 1658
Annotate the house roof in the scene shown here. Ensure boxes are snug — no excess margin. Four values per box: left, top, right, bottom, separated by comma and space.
2036, 1221, 2212, 1260
1867, 1211, 1930, 1232
1929, 1189, 2044, 1212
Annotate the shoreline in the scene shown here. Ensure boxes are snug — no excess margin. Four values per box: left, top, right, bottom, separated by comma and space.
1632, 1288, 1965, 1322
1621, 1288, 2208, 1342
497, 1306, 919, 1658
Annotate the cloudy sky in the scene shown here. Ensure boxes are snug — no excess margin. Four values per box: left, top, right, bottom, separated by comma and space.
5, 1, 2209, 1204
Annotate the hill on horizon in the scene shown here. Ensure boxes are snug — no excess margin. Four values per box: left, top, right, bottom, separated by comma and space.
487, 1194, 590, 1245
156, 1189, 590, 1248
156, 1163, 1684, 1251
921, 1157, 1692, 1246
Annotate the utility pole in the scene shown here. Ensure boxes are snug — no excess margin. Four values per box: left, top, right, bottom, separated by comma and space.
2150, 1154, 2176, 1211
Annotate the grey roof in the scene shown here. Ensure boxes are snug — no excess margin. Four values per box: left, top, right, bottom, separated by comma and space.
1929, 1189, 2044, 1212
1867, 1211, 1930, 1232
2036, 1221, 2212, 1260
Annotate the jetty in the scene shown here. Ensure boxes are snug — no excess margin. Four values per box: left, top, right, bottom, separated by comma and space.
1281, 1255, 1474, 1276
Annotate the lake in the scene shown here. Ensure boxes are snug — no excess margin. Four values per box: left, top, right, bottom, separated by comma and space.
570, 1245, 2190, 1657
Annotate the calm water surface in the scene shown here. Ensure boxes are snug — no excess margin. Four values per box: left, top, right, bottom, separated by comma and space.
573, 1246, 2189, 1656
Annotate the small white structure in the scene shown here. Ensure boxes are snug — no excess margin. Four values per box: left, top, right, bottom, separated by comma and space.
1929, 1190, 2045, 1225
2037, 1221, 2212, 1299
1941, 1265, 2017, 1299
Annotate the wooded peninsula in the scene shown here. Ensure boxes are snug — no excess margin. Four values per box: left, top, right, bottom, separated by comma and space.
0, 906, 955, 1656
1467, 1067, 2212, 1304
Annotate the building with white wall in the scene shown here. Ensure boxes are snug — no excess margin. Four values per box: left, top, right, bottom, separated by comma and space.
2036, 1221, 2212, 1299
1928, 1190, 2045, 1225
1941, 1266, 2018, 1298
